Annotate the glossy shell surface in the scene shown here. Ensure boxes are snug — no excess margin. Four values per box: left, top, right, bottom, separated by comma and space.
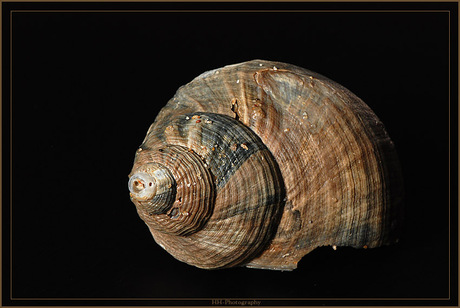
128, 60, 403, 270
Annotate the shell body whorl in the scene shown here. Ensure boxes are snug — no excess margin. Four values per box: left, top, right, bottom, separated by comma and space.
128, 60, 403, 270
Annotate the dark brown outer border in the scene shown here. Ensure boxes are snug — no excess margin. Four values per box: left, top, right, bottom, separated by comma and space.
1, 1, 456, 306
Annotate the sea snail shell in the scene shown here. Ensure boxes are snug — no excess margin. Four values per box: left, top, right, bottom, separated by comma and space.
128, 60, 403, 271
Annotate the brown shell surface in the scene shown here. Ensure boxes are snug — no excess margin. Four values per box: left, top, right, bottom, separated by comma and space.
129, 60, 403, 270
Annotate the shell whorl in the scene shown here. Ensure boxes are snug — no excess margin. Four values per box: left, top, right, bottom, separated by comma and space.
129, 163, 176, 214
130, 146, 215, 236
129, 112, 285, 268
129, 60, 403, 270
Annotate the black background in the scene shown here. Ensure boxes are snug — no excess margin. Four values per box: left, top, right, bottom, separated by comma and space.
2, 1, 458, 306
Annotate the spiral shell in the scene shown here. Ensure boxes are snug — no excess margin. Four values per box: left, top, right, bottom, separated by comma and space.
128, 60, 403, 271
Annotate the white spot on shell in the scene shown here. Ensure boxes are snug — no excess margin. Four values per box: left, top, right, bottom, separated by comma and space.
273, 66, 278, 70
128, 173, 157, 201
282, 253, 290, 258
332, 245, 337, 251
187, 183, 191, 187
236, 79, 240, 84
284, 128, 290, 132
259, 63, 263, 66
185, 116, 190, 120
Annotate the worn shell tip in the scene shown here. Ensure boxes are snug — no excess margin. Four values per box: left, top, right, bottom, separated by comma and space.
128, 172, 157, 201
